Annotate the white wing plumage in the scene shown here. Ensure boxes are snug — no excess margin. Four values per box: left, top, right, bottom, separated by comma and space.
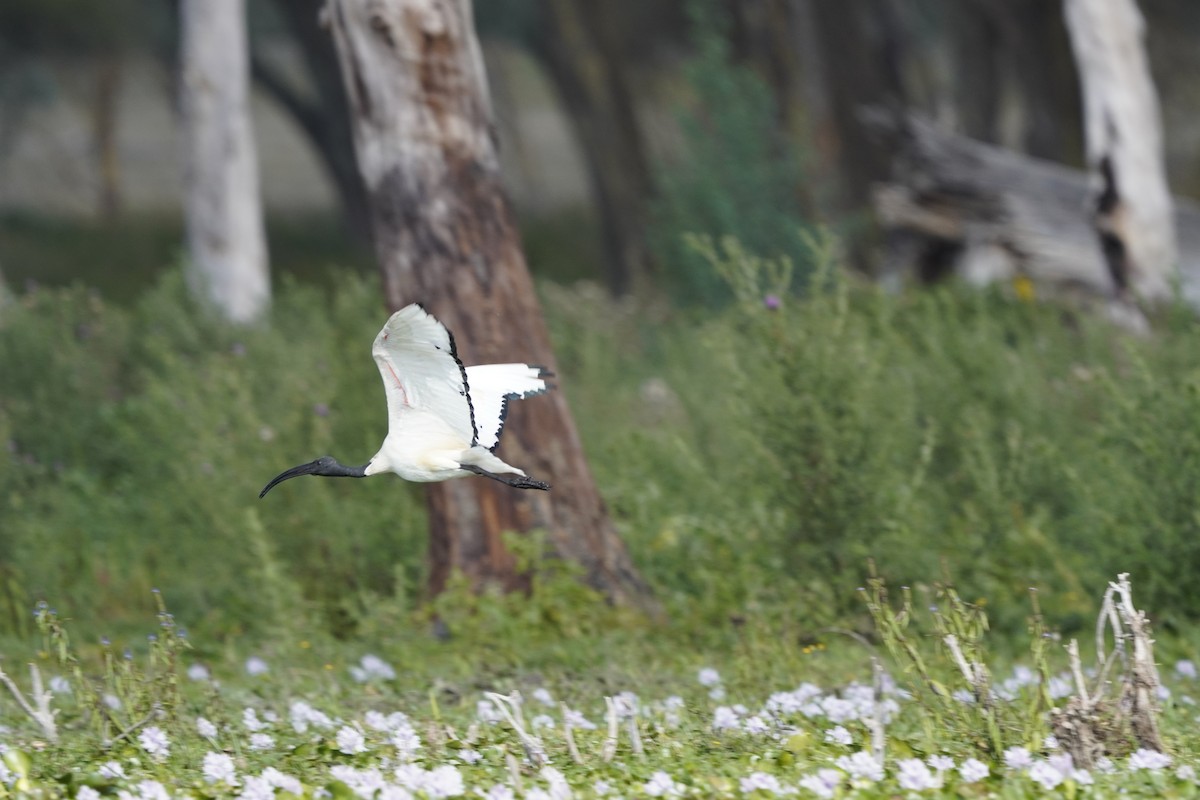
372, 305, 477, 444
466, 363, 551, 450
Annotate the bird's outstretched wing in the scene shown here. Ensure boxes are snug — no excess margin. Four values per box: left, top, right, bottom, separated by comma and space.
465, 363, 551, 450
372, 304, 477, 444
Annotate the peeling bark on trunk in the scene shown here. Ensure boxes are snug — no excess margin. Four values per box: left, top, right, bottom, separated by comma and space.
327, 0, 652, 607
533, 0, 653, 296
180, 0, 270, 324
1063, 0, 1177, 304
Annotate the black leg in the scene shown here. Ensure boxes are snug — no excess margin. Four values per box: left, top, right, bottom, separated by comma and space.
461, 464, 550, 490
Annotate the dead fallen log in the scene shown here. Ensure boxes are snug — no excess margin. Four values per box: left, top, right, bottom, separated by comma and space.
868, 113, 1200, 315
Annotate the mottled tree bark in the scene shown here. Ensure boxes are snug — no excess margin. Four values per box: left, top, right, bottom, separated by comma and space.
532, 0, 653, 296
326, 0, 651, 606
180, 0, 270, 324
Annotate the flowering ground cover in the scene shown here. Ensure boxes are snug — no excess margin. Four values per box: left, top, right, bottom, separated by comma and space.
3, 603, 1200, 800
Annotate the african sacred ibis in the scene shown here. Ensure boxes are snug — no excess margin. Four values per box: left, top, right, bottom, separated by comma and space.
259, 303, 552, 498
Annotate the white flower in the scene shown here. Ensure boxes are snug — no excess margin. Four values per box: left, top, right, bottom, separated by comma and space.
643, 771, 683, 797
187, 663, 211, 681
959, 758, 989, 783
896, 758, 941, 791
824, 726, 852, 745
196, 716, 218, 739
1047, 753, 1074, 778
337, 726, 368, 755
698, 667, 721, 687
592, 780, 612, 796
262, 768, 303, 794
130, 780, 170, 800
203, 752, 238, 785
138, 726, 170, 760
103, 693, 121, 710
1129, 748, 1172, 771
458, 748, 481, 764
835, 751, 883, 782
1177, 660, 1198, 680
243, 708, 267, 731
477, 786, 515, 800
1071, 769, 1094, 785
712, 706, 740, 731
820, 696, 856, 724
532, 688, 555, 707
740, 772, 784, 795
564, 708, 597, 730
476, 699, 501, 723
531, 714, 555, 729
77, 786, 101, 800
1004, 746, 1033, 770
927, 754, 954, 772
98, 761, 125, 779
743, 715, 769, 735
244, 656, 269, 676
1095, 757, 1116, 773
708, 686, 726, 701
249, 733, 275, 751
350, 654, 397, 683
797, 769, 843, 799
289, 700, 334, 733
1028, 761, 1063, 790
1176, 764, 1197, 782
1043, 734, 1060, 750
237, 775, 275, 800
391, 726, 422, 760
49, 675, 71, 694
424, 765, 465, 798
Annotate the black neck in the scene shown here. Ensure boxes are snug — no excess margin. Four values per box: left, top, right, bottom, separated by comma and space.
259, 457, 368, 498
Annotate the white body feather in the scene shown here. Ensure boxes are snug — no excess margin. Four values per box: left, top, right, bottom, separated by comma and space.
363, 305, 549, 482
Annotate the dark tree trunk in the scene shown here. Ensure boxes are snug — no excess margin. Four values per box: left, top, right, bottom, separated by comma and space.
808, 0, 907, 216
326, 0, 652, 606
531, 0, 653, 296
256, 0, 373, 246
91, 54, 124, 219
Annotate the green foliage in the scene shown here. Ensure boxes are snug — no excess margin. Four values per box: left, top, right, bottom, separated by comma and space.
1, 272, 426, 639
863, 574, 1053, 761
648, 0, 812, 307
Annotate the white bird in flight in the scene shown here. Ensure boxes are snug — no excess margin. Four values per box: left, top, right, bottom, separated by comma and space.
260, 303, 552, 497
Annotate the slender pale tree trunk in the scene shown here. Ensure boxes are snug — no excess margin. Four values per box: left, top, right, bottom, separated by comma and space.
326, 0, 652, 607
180, 0, 270, 324
1063, 0, 1176, 303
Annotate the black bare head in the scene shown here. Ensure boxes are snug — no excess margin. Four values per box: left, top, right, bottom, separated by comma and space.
259, 456, 367, 498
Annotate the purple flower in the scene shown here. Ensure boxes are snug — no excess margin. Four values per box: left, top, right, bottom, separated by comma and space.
763, 294, 782, 310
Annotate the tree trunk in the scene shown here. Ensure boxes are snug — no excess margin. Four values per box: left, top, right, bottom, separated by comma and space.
532, 0, 653, 296
808, 0, 907, 216
257, 0, 373, 248
326, 0, 652, 607
1063, 0, 1176, 304
179, 0, 270, 325
869, 113, 1200, 318
91, 54, 123, 220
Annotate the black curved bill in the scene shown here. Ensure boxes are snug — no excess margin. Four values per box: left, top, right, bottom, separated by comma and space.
259, 461, 323, 498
